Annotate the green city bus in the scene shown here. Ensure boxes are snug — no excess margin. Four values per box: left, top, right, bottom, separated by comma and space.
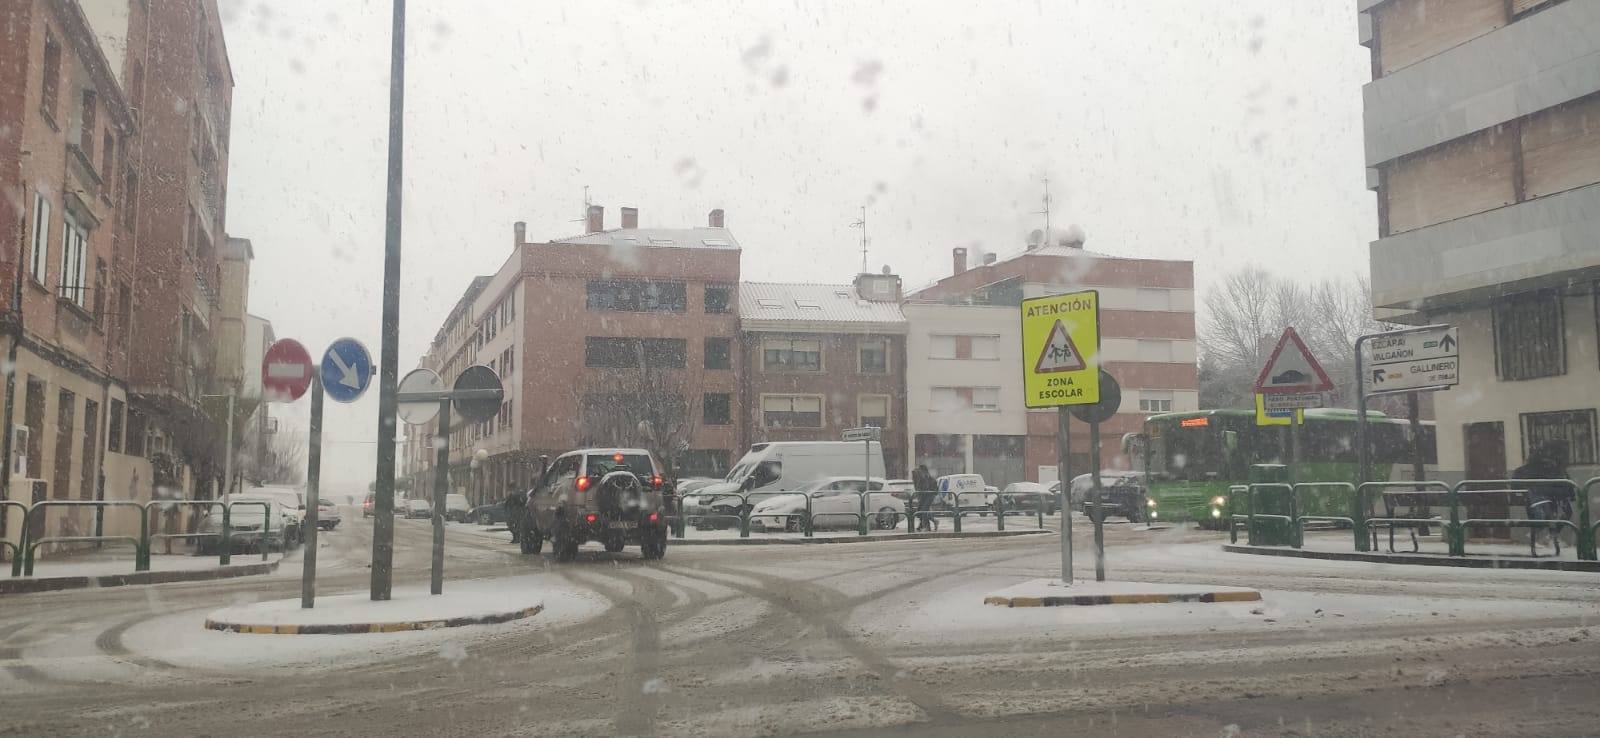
1131, 408, 1436, 528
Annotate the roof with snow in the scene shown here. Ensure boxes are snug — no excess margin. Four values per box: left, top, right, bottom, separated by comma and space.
552, 227, 740, 250
739, 282, 906, 334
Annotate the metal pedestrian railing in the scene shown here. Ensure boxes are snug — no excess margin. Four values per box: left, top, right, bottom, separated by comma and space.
4, 498, 283, 577
1228, 477, 1600, 561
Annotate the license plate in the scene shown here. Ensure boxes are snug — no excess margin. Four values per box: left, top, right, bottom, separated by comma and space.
608, 521, 637, 529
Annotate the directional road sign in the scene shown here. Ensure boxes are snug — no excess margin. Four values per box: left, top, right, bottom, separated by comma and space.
1021, 290, 1100, 408
320, 338, 374, 403
1262, 392, 1325, 412
1362, 325, 1459, 396
262, 339, 314, 402
1254, 327, 1334, 395
396, 368, 444, 425
451, 365, 505, 423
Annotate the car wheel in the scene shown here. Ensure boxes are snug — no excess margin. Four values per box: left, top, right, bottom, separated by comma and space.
478, 512, 492, 525
520, 526, 544, 554
641, 529, 667, 560
552, 526, 579, 563
875, 507, 898, 530
784, 515, 800, 533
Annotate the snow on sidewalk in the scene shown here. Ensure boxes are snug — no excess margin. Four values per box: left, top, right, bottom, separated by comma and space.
16, 550, 282, 580
983, 578, 1261, 607
206, 577, 546, 632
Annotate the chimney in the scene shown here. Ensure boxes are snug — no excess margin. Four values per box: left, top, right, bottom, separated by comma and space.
585, 205, 604, 234
513, 221, 526, 245
982, 252, 997, 266
620, 207, 638, 229
952, 247, 968, 275
708, 208, 725, 228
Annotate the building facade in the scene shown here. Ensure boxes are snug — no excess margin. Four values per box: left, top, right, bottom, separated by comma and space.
407, 207, 743, 506
1359, 0, 1600, 481
737, 275, 908, 477
907, 241, 1197, 485
0, 0, 247, 557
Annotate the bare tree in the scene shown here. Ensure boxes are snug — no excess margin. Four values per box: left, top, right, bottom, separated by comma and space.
238, 427, 306, 486
576, 366, 703, 478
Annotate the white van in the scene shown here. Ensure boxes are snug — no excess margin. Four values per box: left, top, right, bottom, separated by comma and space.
682, 442, 888, 522
936, 473, 994, 514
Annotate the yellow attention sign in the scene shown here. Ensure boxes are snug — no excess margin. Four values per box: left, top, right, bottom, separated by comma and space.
1021, 290, 1100, 408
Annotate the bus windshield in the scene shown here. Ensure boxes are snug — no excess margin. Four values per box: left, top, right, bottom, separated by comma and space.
1148, 419, 1225, 480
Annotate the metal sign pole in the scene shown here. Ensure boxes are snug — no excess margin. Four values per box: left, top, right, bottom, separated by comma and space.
1057, 407, 1073, 584
1089, 418, 1105, 582
302, 376, 323, 608
370, 0, 406, 602
1354, 334, 1369, 488
431, 399, 450, 595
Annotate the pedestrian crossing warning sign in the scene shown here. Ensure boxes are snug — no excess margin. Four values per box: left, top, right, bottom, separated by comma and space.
1034, 320, 1086, 373
1021, 290, 1100, 408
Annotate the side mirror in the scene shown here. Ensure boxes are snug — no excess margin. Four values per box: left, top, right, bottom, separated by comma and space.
1121, 433, 1147, 456
741, 475, 756, 492
539, 455, 549, 476
1222, 430, 1239, 462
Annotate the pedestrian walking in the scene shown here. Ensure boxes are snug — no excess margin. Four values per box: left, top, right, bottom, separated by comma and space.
504, 484, 527, 545
912, 465, 938, 532
1513, 440, 1571, 548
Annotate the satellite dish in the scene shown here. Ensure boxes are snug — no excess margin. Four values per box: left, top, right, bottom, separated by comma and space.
1027, 229, 1044, 246
880, 264, 891, 275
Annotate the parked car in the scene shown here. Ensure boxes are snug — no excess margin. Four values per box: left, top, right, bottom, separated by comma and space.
936, 474, 994, 515
241, 486, 304, 547
524, 448, 670, 561
998, 482, 1057, 515
362, 493, 375, 518
881, 479, 914, 500
750, 477, 906, 532
1057, 471, 1146, 522
469, 499, 511, 525
405, 497, 431, 519
316, 498, 342, 530
685, 442, 891, 528
445, 494, 471, 522
197, 496, 290, 553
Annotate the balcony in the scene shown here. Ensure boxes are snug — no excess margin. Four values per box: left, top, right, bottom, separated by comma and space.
1369, 183, 1600, 312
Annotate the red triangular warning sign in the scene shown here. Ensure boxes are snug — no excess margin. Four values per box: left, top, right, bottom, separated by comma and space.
1254, 327, 1334, 394
1034, 320, 1086, 374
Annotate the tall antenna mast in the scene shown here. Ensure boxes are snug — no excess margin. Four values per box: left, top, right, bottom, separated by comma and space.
849, 206, 868, 273
1041, 177, 1052, 244
570, 185, 592, 224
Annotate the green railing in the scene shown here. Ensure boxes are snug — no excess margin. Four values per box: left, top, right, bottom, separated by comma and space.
990, 492, 1046, 532
6, 498, 281, 577
1234, 477, 1600, 561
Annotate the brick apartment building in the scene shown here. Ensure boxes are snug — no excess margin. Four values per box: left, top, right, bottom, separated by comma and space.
406, 207, 742, 505
737, 275, 909, 476
906, 239, 1196, 485
0, 0, 250, 555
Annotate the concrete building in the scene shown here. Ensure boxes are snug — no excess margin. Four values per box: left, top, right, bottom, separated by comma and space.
406, 207, 742, 506
907, 241, 1196, 486
1359, 0, 1600, 481
737, 274, 908, 476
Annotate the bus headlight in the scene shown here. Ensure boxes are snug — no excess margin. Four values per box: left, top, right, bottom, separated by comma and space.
1212, 496, 1226, 506
1211, 508, 1221, 518
1146, 499, 1157, 507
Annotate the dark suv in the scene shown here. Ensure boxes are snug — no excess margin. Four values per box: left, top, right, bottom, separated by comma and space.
522, 448, 670, 562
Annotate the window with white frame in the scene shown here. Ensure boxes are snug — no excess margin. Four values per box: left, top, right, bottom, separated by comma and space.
858, 395, 889, 427
1138, 390, 1173, 413
762, 337, 822, 372
59, 215, 87, 307
858, 339, 888, 374
762, 395, 822, 428
971, 387, 999, 411
28, 193, 50, 285
930, 386, 1000, 412
929, 334, 957, 359
971, 335, 999, 360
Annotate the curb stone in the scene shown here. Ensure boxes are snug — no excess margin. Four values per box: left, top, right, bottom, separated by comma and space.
984, 590, 1261, 608
204, 603, 544, 635
1224, 544, 1600, 572
0, 558, 281, 596
669, 529, 1051, 546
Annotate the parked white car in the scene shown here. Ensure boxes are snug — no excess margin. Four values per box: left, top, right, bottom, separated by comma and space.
751, 477, 905, 532
445, 494, 471, 522
315, 497, 341, 530
405, 497, 431, 519
197, 496, 290, 553
936, 474, 994, 514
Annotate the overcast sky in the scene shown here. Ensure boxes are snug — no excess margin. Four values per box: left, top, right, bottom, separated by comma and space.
217, 0, 1375, 492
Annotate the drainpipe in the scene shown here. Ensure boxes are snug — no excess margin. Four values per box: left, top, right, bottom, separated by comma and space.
2, 179, 28, 513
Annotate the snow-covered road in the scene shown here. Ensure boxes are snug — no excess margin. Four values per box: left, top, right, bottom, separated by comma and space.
2, 515, 1598, 736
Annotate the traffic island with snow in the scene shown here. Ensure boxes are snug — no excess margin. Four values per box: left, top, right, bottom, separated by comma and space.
983, 578, 1261, 607
204, 578, 546, 634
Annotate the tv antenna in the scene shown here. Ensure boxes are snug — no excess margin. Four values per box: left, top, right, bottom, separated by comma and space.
1036, 177, 1052, 245
849, 206, 868, 274
569, 185, 591, 223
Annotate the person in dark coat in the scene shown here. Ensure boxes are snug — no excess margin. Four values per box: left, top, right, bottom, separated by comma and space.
503, 484, 527, 545
912, 465, 938, 532
1514, 440, 1571, 547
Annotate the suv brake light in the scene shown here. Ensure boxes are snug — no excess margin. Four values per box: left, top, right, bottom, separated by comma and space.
576, 476, 591, 492
651, 474, 663, 489
584, 513, 598, 524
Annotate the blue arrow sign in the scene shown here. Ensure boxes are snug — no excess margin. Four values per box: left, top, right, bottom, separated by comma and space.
320, 338, 373, 403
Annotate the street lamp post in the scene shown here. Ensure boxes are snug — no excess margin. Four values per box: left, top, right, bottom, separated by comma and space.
370, 0, 407, 601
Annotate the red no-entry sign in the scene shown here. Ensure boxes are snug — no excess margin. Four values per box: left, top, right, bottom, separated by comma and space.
262, 338, 314, 401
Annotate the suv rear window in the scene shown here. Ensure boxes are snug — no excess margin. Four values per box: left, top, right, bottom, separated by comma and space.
584, 453, 655, 478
